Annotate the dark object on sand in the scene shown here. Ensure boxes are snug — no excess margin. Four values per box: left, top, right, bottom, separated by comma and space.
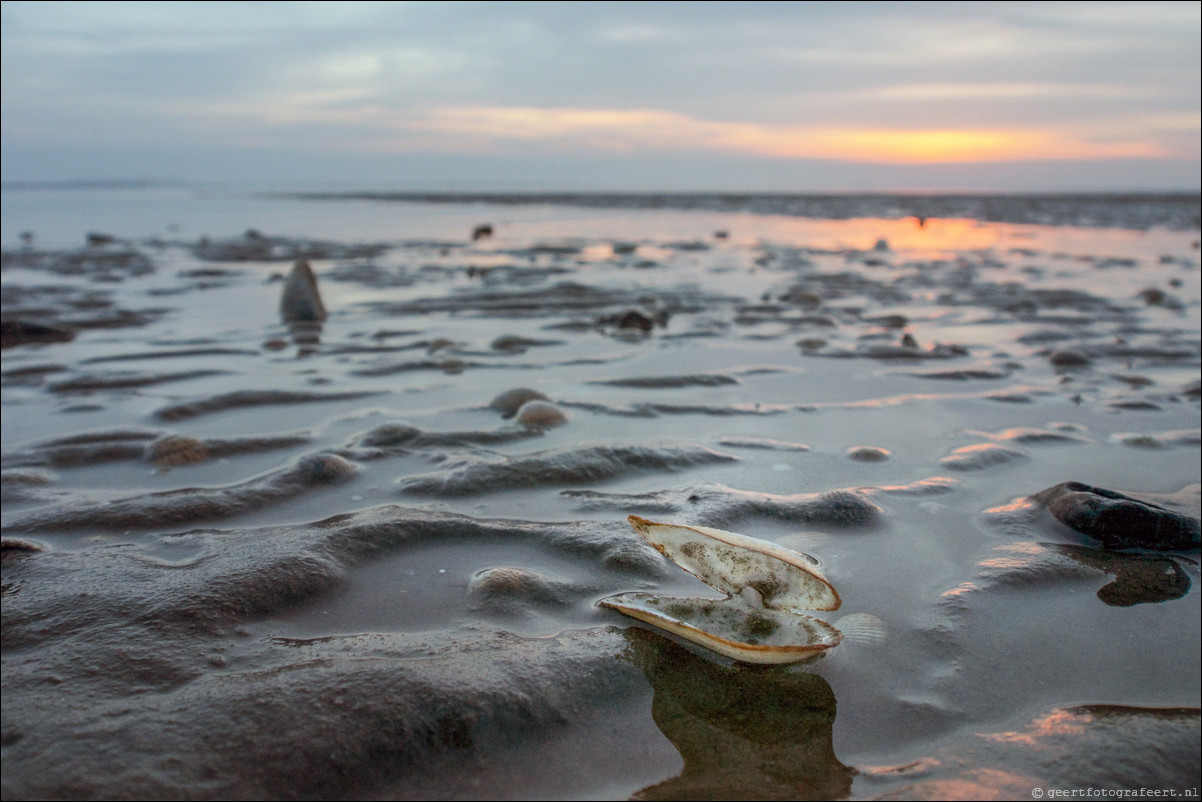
1, 537, 45, 554
597, 307, 669, 334
616, 309, 655, 333
1052, 544, 1191, 607
1, 320, 76, 349
279, 260, 327, 323
472, 224, 494, 241
1034, 481, 1201, 550
86, 232, 116, 247
1049, 348, 1091, 367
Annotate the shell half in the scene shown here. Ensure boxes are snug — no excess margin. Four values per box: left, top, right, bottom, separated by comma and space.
601, 592, 842, 664
626, 515, 841, 613
601, 515, 843, 664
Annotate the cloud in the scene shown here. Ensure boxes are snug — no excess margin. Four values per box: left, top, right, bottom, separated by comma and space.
1, 1, 1198, 187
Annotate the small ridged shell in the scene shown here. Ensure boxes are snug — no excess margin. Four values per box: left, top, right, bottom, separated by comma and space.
832, 613, 887, 645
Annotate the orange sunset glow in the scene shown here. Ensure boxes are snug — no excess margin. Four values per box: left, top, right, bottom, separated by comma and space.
397, 105, 1175, 166
802, 128, 1166, 164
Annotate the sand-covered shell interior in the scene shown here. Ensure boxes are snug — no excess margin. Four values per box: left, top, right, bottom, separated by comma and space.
601, 515, 843, 663
626, 515, 841, 612
600, 592, 842, 664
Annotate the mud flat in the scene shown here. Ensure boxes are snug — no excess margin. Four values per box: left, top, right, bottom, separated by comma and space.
2, 188, 1199, 799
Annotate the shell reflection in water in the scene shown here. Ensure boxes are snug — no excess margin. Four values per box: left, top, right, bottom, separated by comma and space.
625, 627, 853, 801
600, 515, 843, 664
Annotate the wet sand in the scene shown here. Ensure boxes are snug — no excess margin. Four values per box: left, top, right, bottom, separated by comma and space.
2, 188, 1200, 799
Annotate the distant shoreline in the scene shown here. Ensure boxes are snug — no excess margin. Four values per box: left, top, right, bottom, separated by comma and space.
3, 181, 1198, 230
0, 179, 186, 191
275, 190, 1202, 231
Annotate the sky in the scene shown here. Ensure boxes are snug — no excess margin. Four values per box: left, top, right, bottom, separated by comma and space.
1, 1, 1199, 192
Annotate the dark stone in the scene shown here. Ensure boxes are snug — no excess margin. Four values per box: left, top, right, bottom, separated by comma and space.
280, 260, 327, 323
1034, 482, 1201, 550
1049, 348, 1091, 367
617, 310, 654, 332
1, 320, 76, 349
595, 306, 670, 334
866, 314, 908, 329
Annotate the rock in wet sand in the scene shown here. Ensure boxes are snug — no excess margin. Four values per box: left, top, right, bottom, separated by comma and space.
1049, 348, 1091, 368
848, 446, 891, 462
940, 443, 1027, 470
489, 387, 550, 418
515, 399, 568, 430
1033, 481, 1201, 550
280, 260, 327, 323
145, 434, 212, 466
467, 566, 574, 616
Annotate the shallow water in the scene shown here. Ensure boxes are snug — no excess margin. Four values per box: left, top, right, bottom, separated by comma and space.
2, 187, 1200, 800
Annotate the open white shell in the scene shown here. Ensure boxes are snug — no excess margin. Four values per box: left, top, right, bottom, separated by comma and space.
600, 515, 843, 664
